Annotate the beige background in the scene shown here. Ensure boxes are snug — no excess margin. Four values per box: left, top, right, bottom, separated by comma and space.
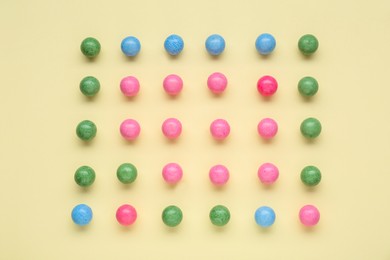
1, 0, 390, 259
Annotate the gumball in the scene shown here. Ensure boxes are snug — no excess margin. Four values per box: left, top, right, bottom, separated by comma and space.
299, 205, 320, 226
120, 119, 141, 140
116, 204, 137, 226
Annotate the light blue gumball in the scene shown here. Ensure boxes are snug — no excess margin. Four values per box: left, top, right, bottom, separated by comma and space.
254, 206, 275, 227
121, 36, 141, 57
72, 204, 93, 226
164, 34, 184, 56
205, 34, 225, 56
255, 33, 276, 55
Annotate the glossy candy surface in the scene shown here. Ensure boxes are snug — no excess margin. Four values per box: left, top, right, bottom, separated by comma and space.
298, 34, 319, 55
76, 120, 97, 141
257, 118, 278, 139
116, 204, 137, 226
257, 76, 278, 96
299, 205, 320, 226
301, 166, 321, 186
164, 34, 184, 56
163, 74, 183, 96
80, 37, 101, 58
162, 163, 183, 184
300, 118, 322, 139
162, 205, 183, 227
205, 34, 225, 56
162, 118, 182, 139
254, 206, 276, 227
258, 163, 279, 185
71, 204, 93, 226
121, 36, 141, 57
74, 166, 96, 187
80, 76, 100, 97
298, 76, 318, 97
209, 205, 230, 226
207, 72, 227, 94
209, 164, 230, 186
210, 119, 230, 140
255, 33, 276, 55
120, 119, 141, 140
120, 76, 140, 97
117, 163, 138, 184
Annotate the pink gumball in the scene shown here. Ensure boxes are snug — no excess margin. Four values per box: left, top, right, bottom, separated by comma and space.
209, 164, 230, 186
210, 119, 230, 140
207, 72, 227, 94
163, 74, 183, 96
120, 119, 141, 140
257, 75, 278, 96
299, 205, 320, 226
257, 163, 279, 185
162, 163, 183, 184
257, 118, 278, 139
120, 76, 140, 97
116, 204, 137, 226
162, 118, 182, 139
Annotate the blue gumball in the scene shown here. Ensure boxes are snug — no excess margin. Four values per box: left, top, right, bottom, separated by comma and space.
255, 33, 276, 55
164, 34, 184, 56
254, 206, 275, 227
205, 34, 225, 56
121, 36, 141, 57
72, 204, 93, 226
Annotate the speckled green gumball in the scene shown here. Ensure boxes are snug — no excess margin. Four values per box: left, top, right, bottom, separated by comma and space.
74, 166, 96, 187
210, 205, 230, 226
76, 120, 97, 141
116, 163, 137, 184
301, 166, 322, 186
298, 34, 319, 55
300, 118, 322, 139
298, 77, 318, 97
162, 205, 183, 227
80, 37, 101, 58
80, 76, 100, 97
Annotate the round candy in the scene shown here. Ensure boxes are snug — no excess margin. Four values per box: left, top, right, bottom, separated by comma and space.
117, 163, 138, 184
120, 76, 140, 97
209, 164, 230, 186
116, 204, 137, 226
257, 75, 278, 96
257, 163, 279, 185
301, 166, 321, 186
299, 205, 320, 226
162, 205, 183, 227
79, 76, 100, 97
120, 119, 141, 140
205, 34, 225, 56
162, 118, 182, 139
298, 34, 319, 55
80, 37, 101, 58
298, 76, 318, 97
210, 119, 230, 140
209, 205, 230, 226
207, 72, 227, 94
164, 34, 184, 56
162, 163, 183, 184
257, 118, 278, 139
76, 120, 97, 141
300, 117, 322, 139
254, 206, 276, 227
121, 36, 141, 57
74, 166, 96, 187
163, 74, 183, 96
255, 33, 276, 55
71, 204, 93, 226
